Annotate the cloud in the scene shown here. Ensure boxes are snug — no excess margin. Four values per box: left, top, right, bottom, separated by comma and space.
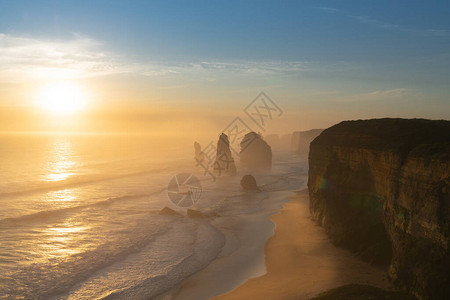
0, 33, 126, 82
312, 6, 450, 37
311, 6, 341, 13
334, 88, 416, 103
138, 60, 306, 80
352, 15, 400, 31
366, 88, 412, 96
0, 33, 309, 84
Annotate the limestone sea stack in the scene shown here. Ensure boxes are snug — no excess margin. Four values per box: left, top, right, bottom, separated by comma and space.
308, 118, 450, 300
239, 132, 272, 171
214, 133, 237, 175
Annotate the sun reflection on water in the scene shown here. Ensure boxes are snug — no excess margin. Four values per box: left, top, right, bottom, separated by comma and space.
39, 220, 91, 261
43, 137, 77, 182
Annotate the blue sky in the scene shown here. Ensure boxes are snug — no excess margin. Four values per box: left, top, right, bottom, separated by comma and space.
2, 0, 449, 61
0, 0, 449, 132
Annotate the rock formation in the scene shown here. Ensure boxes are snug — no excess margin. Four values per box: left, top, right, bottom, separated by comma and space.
239, 132, 272, 171
291, 129, 323, 154
308, 118, 450, 300
240, 174, 261, 191
214, 133, 236, 176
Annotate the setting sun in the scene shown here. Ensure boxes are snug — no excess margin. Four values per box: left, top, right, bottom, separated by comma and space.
37, 82, 87, 115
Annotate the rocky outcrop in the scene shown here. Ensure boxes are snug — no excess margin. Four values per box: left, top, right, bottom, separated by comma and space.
214, 133, 236, 175
292, 129, 323, 154
240, 132, 272, 171
240, 174, 261, 191
308, 118, 450, 300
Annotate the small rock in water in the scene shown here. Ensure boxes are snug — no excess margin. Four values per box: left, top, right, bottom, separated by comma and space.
158, 206, 183, 217
240, 174, 261, 191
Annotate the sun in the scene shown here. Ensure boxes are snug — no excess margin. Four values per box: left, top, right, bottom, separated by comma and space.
37, 82, 87, 115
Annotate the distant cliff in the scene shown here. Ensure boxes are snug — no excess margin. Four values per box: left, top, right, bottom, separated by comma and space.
292, 129, 323, 154
308, 118, 450, 300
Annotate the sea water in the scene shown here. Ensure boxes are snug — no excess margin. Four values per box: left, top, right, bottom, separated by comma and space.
0, 133, 305, 299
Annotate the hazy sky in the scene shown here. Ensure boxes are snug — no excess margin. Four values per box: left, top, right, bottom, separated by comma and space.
0, 0, 449, 134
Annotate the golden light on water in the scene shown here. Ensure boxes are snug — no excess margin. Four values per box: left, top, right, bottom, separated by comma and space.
44, 137, 77, 182
41, 223, 91, 258
36, 82, 87, 116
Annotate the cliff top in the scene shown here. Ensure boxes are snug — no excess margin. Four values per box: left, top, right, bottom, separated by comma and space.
312, 118, 450, 160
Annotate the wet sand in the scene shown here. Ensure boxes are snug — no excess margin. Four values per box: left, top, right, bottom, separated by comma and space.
213, 190, 392, 300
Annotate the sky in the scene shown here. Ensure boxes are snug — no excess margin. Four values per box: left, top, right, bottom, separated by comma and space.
0, 0, 449, 135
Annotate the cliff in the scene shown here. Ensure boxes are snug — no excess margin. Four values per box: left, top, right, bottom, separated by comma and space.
292, 129, 324, 154
308, 118, 450, 300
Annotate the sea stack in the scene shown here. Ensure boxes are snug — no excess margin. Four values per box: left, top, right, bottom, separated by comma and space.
239, 132, 272, 171
214, 133, 237, 175
308, 118, 450, 299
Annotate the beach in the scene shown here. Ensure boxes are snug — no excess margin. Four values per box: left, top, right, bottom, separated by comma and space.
161, 189, 393, 300
215, 190, 392, 300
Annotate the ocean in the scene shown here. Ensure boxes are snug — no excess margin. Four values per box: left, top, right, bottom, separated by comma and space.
0, 133, 305, 299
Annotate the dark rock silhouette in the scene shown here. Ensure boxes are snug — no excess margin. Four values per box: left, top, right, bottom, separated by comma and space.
291, 129, 323, 154
308, 118, 450, 300
239, 132, 272, 171
214, 133, 236, 176
240, 174, 260, 191
158, 207, 183, 217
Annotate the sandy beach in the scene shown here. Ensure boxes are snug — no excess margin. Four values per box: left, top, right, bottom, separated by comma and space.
212, 190, 393, 300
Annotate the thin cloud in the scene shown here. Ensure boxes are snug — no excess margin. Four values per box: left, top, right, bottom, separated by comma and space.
0, 33, 310, 83
312, 6, 450, 37
137, 60, 307, 81
334, 88, 416, 103
353, 15, 400, 31
0, 33, 126, 82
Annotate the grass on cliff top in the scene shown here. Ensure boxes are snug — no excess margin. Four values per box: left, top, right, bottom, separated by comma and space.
310, 284, 417, 300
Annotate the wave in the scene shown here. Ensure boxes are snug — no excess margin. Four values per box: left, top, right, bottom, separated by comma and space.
0, 188, 166, 226
0, 167, 170, 198
2, 217, 177, 300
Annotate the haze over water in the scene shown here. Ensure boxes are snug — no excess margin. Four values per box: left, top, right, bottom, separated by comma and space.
1, 1, 449, 299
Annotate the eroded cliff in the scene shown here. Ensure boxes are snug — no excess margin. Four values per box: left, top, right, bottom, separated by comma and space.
308, 118, 450, 300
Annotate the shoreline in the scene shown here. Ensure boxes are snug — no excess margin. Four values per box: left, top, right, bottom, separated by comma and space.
213, 189, 392, 300
154, 190, 294, 300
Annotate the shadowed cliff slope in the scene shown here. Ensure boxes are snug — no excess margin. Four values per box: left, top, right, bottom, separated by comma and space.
308, 118, 450, 300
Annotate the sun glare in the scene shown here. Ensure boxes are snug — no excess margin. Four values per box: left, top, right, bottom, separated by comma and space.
37, 82, 87, 115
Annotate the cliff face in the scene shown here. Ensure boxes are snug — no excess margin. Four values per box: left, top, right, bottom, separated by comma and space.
308, 119, 450, 300
292, 129, 324, 154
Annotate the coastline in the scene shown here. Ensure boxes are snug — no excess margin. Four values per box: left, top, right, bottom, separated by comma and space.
213, 189, 392, 300
154, 190, 294, 300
